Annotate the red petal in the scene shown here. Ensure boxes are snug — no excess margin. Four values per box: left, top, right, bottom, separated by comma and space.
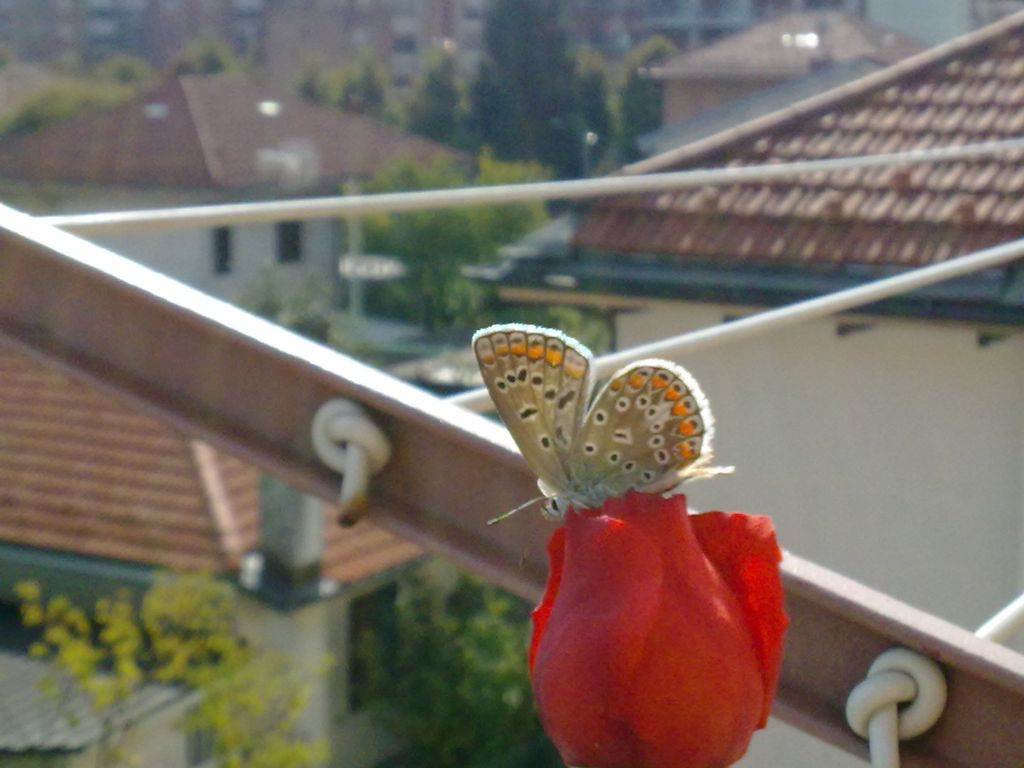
691, 511, 787, 727
529, 526, 565, 673
530, 511, 664, 768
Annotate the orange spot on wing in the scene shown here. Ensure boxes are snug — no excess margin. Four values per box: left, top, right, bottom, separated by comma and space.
663, 387, 682, 401
609, 378, 624, 391
546, 348, 564, 366
564, 363, 585, 379
651, 374, 669, 389
495, 342, 510, 356
628, 373, 647, 389
677, 442, 696, 459
678, 419, 698, 436
511, 342, 527, 356
479, 352, 495, 365
528, 344, 544, 360
672, 401, 691, 417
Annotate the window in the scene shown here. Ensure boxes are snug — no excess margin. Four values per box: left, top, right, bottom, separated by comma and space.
212, 227, 232, 274
393, 33, 418, 53
347, 582, 398, 712
186, 722, 215, 767
275, 221, 302, 263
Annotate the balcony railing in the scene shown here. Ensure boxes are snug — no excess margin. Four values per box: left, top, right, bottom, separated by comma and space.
3, 144, 1024, 766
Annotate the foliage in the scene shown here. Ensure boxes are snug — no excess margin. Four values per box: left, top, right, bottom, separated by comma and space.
0, 80, 133, 138
93, 53, 154, 86
171, 34, 243, 77
339, 49, 389, 118
407, 49, 465, 147
294, 50, 392, 122
618, 35, 677, 161
362, 152, 549, 332
294, 54, 342, 106
16, 574, 327, 768
238, 270, 383, 364
573, 49, 614, 173
470, 0, 582, 177
357, 566, 560, 768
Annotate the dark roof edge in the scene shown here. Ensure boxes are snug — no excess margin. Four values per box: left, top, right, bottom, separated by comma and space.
624, 9, 1024, 175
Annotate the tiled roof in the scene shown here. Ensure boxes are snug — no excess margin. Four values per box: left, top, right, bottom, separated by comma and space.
323, 520, 423, 585
0, 650, 180, 752
650, 11, 924, 80
0, 75, 457, 192
0, 343, 420, 580
576, 11, 1024, 270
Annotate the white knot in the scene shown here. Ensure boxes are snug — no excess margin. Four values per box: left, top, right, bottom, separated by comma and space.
311, 399, 391, 522
846, 648, 947, 768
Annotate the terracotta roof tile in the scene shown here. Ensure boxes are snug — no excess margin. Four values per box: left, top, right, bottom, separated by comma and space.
576, 11, 1024, 269
0, 343, 418, 582
322, 512, 423, 585
0, 75, 458, 193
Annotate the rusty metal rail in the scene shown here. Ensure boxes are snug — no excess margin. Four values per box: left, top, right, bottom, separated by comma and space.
1, 204, 1023, 766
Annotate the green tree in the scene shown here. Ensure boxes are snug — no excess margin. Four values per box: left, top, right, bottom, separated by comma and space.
358, 567, 560, 768
407, 49, 464, 146
16, 574, 327, 768
618, 35, 677, 161
574, 49, 614, 173
362, 152, 549, 332
0, 81, 132, 138
339, 49, 389, 118
239, 270, 382, 363
93, 53, 154, 86
171, 34, 243, 76
470, 0, 581, 177
0, 43, 14, 71
294, 54, 342, 106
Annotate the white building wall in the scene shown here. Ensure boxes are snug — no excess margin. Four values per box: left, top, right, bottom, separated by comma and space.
617, 304, 1024, 626
68, 695, 196, 768
865, 0, 973, 45
237, 591, 399, 768
92, 219, 341, 304
237, 595, 335, 750
617, 302, 1024, 766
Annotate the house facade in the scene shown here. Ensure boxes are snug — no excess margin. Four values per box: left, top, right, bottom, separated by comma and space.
0, 74, 458, 304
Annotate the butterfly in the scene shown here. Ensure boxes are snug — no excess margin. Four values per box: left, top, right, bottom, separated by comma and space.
472, 323, 718, 519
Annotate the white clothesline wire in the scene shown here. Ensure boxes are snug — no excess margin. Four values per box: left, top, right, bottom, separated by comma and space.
42, 135, 1024, 235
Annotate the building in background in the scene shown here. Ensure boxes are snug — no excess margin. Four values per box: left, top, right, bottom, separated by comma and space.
265, 0, 486, 87
0, 342, 423, 767
0, 0, 267, 66
649, 11, 923, 125
0, 74, 457, 302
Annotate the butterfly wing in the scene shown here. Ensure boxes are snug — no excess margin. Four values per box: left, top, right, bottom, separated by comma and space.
568, 359, 714, 500
473, 324, 594, 495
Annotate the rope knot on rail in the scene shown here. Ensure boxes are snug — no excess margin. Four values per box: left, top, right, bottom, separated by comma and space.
845, 647, 947, 768
311, 399, 391, 525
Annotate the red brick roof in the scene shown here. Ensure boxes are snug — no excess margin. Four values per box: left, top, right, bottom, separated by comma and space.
651, 11, 924, 80
0, 343, 420, 581
0, 75, 457, 191
577, 11, 1024, 269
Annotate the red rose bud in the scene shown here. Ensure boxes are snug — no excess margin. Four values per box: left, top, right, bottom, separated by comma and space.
529, 492, 787, 768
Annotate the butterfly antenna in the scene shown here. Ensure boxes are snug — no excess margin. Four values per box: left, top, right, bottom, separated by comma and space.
487, 495, 546, 526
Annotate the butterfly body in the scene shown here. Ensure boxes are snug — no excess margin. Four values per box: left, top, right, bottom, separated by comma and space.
473, 324, 716, 518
